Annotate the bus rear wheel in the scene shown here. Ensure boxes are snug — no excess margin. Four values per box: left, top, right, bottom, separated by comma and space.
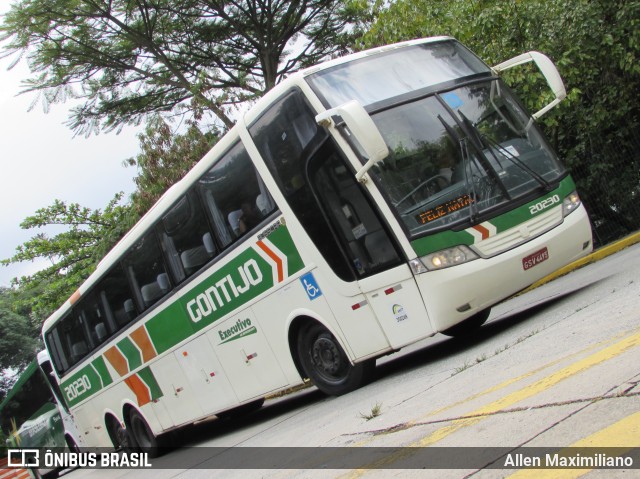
297, 322, 373, 396
128, 410, 160, 457
107, 416, 131, 451
441, 308, 491, 338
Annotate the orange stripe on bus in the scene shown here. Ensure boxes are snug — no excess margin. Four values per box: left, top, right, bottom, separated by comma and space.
104, 346, 129, 377
130, 326, 157, 363
472, 224, 491, 240
257, 240, 284, 283
124, 374, 152, 407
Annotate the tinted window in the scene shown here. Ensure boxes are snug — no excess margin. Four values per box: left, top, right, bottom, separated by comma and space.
74, 290, 111, 350
308, 145, 402, 276
99, 264, 138, 330
49, 313, 91, 372
249, 89, 356, 281
123, 231, 172, 310
198, 143, 276, 247
160, 190, 216, 281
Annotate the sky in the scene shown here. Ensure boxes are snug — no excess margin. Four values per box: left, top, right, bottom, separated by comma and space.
0, 23, 142, 287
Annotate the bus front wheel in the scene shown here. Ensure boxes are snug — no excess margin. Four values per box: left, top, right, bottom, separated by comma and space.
128, 410, 160, 457
441, 308, 491, 338
297, 322, 373, 396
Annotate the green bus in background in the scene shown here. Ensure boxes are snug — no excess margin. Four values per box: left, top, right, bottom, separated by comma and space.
1, 351, 81, 477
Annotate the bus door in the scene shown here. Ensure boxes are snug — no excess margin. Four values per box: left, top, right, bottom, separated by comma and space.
247, 88, 433, 351
306, 140, 435, 349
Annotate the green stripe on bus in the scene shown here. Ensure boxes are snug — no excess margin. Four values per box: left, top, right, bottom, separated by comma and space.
91, 356, 113, 388
144, 301, 194, 355
116, 337, 143, 371
137, 366, 163, 401
269, 224, 305, 276
60, 223, 304, 405
61, 363, 104, 408
411, 176, 577, 256
146, 225, 304, 354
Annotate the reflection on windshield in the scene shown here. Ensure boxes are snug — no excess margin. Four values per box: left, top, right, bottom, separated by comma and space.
306, 41, 490, 108
368, 81, 566, 237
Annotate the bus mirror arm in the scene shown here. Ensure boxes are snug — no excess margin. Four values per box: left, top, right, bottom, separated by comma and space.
316, 100, 389, 183
492, 51, 566, 120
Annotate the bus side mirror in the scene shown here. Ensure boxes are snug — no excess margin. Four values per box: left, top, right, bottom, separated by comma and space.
493, 51, 566, 120
316, 100, 389, 183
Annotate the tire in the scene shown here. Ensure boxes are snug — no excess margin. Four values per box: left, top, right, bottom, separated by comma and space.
107, 416, 131, 451
441, 308, 491, 338
297, 322, 374, 396
128, 409, 160, 458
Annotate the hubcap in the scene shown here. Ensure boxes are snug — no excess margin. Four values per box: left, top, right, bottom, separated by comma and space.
311, 335, 342, 376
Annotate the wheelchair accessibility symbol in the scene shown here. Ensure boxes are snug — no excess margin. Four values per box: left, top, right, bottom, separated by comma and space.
300, 272, 323, 301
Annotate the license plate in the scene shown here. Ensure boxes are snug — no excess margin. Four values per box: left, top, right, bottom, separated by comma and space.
522, 247, 549, 271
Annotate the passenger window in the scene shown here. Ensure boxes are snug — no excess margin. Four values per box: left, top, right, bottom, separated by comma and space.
99, 264, 138, 329
198, 143, 276, 247
123, 231, 172, 310
74, 291, 112, 350
160, 191, 216, 281
249, 89, 322, 196
51, 313, 91, 371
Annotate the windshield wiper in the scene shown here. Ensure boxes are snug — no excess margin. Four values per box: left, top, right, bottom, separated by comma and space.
456, 112, 512, 201
437, 114, 479, 222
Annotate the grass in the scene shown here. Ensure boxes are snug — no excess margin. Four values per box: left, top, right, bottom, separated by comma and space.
360, 402, 383, 421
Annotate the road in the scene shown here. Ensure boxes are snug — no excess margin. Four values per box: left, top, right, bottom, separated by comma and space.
65, 242, 640, 478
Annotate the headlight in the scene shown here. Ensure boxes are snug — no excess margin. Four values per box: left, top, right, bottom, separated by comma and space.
410, 245, 479, 273
562, 191, 581, 216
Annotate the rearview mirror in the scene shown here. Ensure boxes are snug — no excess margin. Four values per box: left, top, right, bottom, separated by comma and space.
316, 100, 389, 183
493, 51, 566, 120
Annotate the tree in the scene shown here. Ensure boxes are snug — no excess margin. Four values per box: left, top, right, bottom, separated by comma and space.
2, 117, 218, 323
0, 288, 39, 374
358, 0, 640, 242
1, 195, 134, 320
0, 0, 361, 135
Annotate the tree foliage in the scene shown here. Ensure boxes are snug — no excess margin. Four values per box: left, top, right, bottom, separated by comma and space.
1, 118, 218, 325
1, 195, 134, 320
359, 0, 640, 240
0, 288, 40, 374
1, 0, 360, 135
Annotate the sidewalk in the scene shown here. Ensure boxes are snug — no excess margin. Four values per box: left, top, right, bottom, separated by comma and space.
523, 230, 640, 293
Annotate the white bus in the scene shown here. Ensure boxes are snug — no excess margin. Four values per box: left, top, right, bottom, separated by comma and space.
41, 37, 592, 455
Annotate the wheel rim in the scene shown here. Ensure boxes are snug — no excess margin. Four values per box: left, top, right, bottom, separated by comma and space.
310, 333, 348, 383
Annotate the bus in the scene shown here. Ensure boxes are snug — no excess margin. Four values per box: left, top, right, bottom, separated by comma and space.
1, 351, 81, 477
40, 36, 592, 455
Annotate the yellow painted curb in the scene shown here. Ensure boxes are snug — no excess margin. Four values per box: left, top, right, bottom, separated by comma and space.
521, 231, 640, 294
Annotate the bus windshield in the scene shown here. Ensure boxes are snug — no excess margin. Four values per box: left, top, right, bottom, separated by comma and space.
307, 42, 566, 238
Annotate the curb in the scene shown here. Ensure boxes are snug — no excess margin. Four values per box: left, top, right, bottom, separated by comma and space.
523, 230, 640, 293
